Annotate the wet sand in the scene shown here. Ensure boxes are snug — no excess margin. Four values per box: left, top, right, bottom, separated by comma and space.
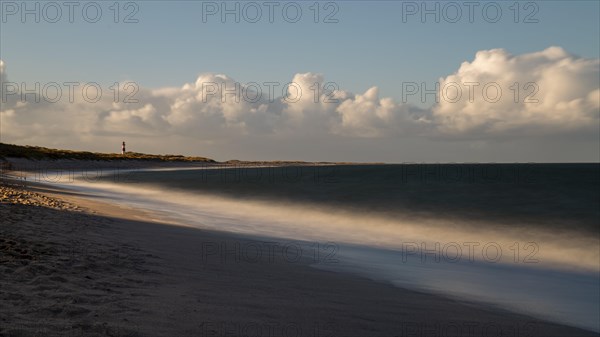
1, 183, 597, 336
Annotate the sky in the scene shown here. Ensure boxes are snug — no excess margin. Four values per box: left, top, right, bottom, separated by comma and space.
1, 0, 599, 162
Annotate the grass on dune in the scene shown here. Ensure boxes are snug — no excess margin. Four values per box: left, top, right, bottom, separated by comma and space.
0, 143, 215, 162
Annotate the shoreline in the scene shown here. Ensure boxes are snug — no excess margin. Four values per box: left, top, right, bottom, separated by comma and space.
1, 183, 598, 336
1, 157, 364, 171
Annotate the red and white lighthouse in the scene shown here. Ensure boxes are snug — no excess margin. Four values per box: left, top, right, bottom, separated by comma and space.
122, 141, 126, 155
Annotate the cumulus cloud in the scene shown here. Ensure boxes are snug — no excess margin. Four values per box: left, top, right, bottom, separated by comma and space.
0, 46, 598, 160
433, 46, 600, 137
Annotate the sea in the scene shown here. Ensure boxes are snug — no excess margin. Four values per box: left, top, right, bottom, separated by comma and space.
25, 163, 600, 332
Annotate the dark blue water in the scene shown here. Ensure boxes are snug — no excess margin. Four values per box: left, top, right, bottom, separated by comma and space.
116, 163, 600, 235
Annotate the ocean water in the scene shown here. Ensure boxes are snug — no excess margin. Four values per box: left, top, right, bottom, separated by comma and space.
37, 163, 600, 331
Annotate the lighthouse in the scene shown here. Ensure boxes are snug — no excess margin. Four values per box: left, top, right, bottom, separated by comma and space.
122, 141, 126, 155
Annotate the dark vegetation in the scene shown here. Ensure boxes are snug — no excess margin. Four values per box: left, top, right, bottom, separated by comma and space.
0, 143, 215, 162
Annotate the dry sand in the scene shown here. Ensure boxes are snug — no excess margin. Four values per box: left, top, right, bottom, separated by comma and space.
1, 182, 597, 337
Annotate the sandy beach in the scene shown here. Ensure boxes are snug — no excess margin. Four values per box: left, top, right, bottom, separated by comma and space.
1, 175, 598, 337
2, 0, 599, 334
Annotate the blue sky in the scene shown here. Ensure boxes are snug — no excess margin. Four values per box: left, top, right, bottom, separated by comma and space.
1, 1, 599, 162
2, 1, 598, 102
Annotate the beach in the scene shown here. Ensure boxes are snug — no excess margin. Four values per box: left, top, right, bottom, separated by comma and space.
1, 163, 599, 336
3, 0, 598, 334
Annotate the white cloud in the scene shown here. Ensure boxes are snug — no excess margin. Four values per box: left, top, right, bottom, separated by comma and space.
0, 46, 598, 160
433, 46, 600, 136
